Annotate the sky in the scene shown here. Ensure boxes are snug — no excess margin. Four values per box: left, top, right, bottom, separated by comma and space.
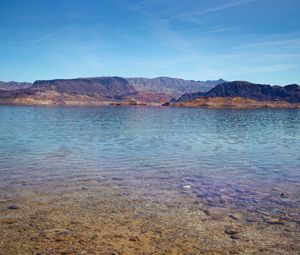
0, 0, 300, 85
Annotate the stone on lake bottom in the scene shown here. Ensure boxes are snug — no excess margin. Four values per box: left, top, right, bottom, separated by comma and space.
8, 204, 20, 210
225, 227, 239, 235
112, 177, 125, 181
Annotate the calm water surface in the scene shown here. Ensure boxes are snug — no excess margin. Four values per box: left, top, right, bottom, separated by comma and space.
0, 106, 299, 210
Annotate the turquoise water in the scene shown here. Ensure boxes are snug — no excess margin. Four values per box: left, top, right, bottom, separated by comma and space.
0, 106, 299, 213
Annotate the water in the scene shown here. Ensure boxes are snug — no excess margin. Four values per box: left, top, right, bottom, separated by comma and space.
0, 106, 300, 207
0, 106, 300, 254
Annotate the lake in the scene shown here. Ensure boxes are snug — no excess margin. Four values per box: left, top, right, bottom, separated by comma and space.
0, 106, 299, 254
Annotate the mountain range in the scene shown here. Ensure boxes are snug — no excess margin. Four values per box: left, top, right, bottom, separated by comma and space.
0, 81, 32, 90
0, 76, 224, 105
126, 77, 225, 98
173, 81, 300, 108
0, 77, 299, 108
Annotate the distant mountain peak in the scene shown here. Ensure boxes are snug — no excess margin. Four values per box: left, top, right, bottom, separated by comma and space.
125, 77, 226, 98
0, 81, 32, 91
177, 81, 300, 103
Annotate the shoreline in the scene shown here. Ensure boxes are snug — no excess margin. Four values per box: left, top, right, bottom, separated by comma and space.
0, 98, 299, 109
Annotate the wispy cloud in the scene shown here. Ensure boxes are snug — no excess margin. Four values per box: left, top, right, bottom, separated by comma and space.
254, 64, 297, 73
119, 0, 254, 55
117, 0, 149, 12
15, 26, 75, 62
178, 25, 239, 35
235, 38, 300, 49
25, 26, 75, 51
115, 1, 194, 54
171, 0, 257, 21
216, 64, 297, 77
0, 27, 72, 48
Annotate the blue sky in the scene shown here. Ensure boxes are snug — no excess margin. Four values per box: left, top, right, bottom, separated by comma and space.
0, 0, 299, 84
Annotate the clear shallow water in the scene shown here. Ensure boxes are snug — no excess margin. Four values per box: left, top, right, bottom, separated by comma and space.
0, 106, 299, 210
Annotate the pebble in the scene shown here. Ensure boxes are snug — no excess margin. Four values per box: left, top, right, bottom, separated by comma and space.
265, 218, 285, 225
204, 207, 229, 217
158, 176, 170, 180
185, 177, 197, 182
129, 236, 140, 242
229, 234, 240, 240
225, 227, 239, 235
70, 220, 81, 225
228, 213, 244, 221
280, 193, 288, 198
44, 229, 71, 239
224, 227, 240, 240
246, 215, 263, 223
112, 177, 125, 181
8, 204, 20, 210
180, 191, 191, 195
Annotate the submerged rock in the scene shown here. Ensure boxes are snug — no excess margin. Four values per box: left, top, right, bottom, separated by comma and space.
182, 185, 192, 190
225, 227, 240, 240
264, 218, 285, 225
228, 212, 244, 221
180, 191, 191, 195
112, 177, 125, 181
44, 228, 71, 240
129, 236, 140, 242
229, 234, 240, 240
8, 204, 20, 210
224, 227, 239, 235
246, 214, 263, 223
